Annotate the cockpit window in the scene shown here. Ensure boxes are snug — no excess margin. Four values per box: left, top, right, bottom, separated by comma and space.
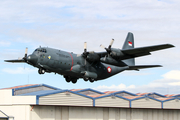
35, 48, 47, 53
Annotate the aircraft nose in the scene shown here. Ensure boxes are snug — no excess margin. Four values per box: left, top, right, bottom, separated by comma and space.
27, 54, 38, 65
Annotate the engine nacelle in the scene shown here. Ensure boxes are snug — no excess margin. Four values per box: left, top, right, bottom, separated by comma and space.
110, 48, 124, 58
100, 56, 127, 67
86, 52, 100, 62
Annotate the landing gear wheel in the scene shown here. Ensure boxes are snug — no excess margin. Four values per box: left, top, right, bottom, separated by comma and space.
72, 79, 77, 84
38, 69, 41, 74
41, 69, 45, 74
83, 77, 89, 82
38, 68, 45, 74
65, 78, 71, 83
89, 78, 94, 83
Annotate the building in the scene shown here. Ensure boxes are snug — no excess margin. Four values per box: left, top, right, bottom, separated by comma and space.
0, 84, 180, 120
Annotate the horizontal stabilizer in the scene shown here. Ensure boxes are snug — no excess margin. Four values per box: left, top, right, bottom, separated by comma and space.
122, 44, 174, 58
4, 59, 25, 63
127, 65, 162, 71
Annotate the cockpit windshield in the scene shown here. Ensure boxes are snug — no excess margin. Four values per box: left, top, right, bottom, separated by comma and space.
34, 48, 47, 53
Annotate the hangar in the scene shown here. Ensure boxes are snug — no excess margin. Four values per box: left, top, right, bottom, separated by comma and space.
0, 84, 180, 120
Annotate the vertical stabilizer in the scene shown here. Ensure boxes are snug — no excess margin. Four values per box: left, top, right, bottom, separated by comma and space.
122, 32, 135, 66
122, 32, 134, 50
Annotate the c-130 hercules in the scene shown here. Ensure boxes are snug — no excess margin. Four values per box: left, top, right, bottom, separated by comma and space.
5, 32, 174, 83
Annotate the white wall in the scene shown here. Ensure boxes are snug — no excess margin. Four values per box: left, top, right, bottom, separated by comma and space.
0, 90, 12, 105
0, 105, 30, 120
30, 106, 180, 120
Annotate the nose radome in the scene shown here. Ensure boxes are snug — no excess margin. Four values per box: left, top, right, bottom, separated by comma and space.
27, 54, 38, 65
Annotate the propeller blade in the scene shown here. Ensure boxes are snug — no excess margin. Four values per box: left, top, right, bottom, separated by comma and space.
100, 44, 106, 49
84, 42, 87, 52
109, 39, 114, 49
25, 47, 28, 58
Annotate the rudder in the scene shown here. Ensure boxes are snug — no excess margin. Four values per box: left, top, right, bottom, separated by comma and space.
122, 32, 135, 66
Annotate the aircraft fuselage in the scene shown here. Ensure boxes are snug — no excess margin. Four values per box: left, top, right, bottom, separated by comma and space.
29, 47, 128, 82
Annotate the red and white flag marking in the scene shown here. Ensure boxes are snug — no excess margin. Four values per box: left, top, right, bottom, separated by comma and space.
128, 41, 132, 46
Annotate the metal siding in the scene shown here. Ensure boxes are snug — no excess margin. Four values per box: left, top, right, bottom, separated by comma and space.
163, 99, 180, 109
39, 92, 93, 106
131, 109, 143, 120
69, 107, 98, 120
103, 108, 109, 120
95, 96, 129, 108
15, 86, 55, 95
131, 98, 161, 108
149, 94, 162, 98
116, 92, 134, 97
79, 90, 101, 95
109, 108, 120, 120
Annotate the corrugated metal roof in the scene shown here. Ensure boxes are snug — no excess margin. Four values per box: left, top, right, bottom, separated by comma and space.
17, 90, 59, 96
165, 94, 179, 97
156, 98, 172, 101
71, 89, 83, 91
136, 93, 150, 96
87, 94, 108, 98
123, 96, 143, 100
104, 91, 118, 94
1, 84, 38, 90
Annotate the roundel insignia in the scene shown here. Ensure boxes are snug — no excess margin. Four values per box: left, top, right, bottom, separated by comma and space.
48, 55, 51, 59
107, 66, 112, 73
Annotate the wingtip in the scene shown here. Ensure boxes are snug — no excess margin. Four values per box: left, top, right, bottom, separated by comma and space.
166, 44, 175, 48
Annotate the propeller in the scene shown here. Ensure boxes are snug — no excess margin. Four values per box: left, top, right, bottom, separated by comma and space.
23, 47, 28, 62
82, 42, 89, 65
100, 39, 114, 54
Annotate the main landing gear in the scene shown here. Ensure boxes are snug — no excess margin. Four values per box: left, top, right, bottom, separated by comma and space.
83, 77, 95, 83
64, 76, 77, 84
38, 68, 45, 74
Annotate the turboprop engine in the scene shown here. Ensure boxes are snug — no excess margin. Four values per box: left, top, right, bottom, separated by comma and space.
86, 52, 100, 62
109, 48, 124, 59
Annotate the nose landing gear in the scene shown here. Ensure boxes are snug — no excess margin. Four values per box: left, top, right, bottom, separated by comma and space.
38, 68, 45, 74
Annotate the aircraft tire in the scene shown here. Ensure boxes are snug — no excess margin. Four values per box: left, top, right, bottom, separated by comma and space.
83, 77, 89, 81
38, 69, 41, 74
72, 79, 77, 84
38, 68, 45, 74
65, 78, 71, 83
89, 78, 94, 83
41, 69, 45, 74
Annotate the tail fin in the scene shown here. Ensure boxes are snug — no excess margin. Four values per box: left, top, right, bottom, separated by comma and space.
122, 32, 134, 50
122, 32, 135, 66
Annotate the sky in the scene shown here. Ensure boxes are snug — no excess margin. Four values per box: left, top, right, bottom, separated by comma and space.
0, 0, 180, 95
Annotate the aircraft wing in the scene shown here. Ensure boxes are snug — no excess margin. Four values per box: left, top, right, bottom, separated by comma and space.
121, 44, 174, 59
127, 65, 162, 71
4, 59, 25, 63
96, 44, 174, 60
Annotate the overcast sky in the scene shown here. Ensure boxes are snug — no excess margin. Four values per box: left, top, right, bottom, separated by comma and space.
0, 0, 180, 95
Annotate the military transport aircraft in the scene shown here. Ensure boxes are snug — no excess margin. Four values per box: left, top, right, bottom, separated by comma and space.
5, 32, 174, 83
